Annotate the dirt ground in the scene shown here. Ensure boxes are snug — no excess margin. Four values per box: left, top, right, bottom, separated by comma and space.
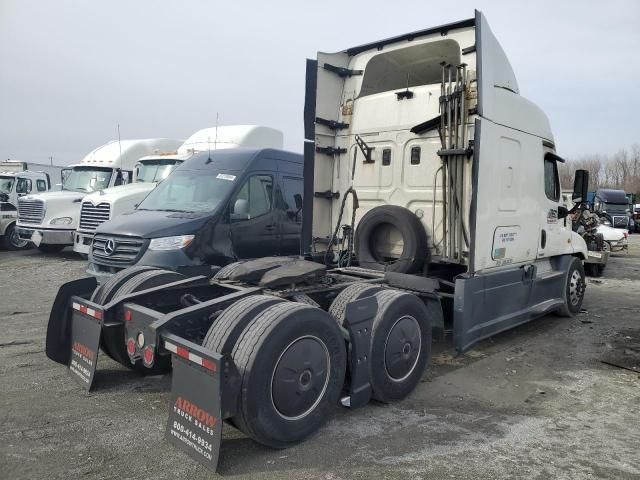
1, 240, 639, 480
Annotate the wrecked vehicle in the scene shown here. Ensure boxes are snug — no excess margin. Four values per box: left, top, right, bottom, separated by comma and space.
572, 204, 608, 276
46, 11, 590, 472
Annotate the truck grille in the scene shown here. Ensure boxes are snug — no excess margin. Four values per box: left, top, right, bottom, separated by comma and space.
612, 216, 628, 228
92, 235, 146, 267
79, 202, 111, 231
18, 199, 45, 224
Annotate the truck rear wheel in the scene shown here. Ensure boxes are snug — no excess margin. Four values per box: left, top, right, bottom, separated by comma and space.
91, 266, 159, 305
202, 295, 283, 355
368, 289, 431, 403
231, 302, 346, 448
100, 269, 185, 372
213, 261, 244, 281
328, 282, 383, 325
557, 257, 586, 317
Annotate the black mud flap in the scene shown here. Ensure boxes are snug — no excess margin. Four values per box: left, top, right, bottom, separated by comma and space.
46, 277, 97, 365
343, 296, 377, 409
164, 333, 224, 472
67, 297, 104, 391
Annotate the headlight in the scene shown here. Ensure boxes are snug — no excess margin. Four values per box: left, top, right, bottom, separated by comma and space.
148, 235, 194, 251
602, 220, 611, 226
49, 217, 73, 225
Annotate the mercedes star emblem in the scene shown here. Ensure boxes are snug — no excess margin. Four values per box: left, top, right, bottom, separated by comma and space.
104, 239, 116, 256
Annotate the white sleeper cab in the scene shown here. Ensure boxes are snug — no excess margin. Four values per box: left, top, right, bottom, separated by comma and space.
16, 138, 182, 253
73, 126, 283, 256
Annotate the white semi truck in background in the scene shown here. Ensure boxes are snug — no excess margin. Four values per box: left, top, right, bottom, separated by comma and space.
73, 126, 283, 256
0, 162, 61, 250
16, 139, 181, 253
47, 11, 592, 471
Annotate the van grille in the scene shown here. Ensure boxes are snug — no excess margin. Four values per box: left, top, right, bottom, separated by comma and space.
612, 216, 628, 228
79, 202, 111, 231
91, 235, 146, 267
18, 199, 45, 224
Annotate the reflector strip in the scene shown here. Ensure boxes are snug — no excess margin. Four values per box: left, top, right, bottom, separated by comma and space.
72, 302, 103, 320
164, 340, 217, 372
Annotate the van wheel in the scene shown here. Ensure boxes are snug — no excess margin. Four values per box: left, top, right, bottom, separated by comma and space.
2, 224, 30, 250
369, 289, 431, 403
202, 295, 283, 354
355, 205, 429, 273
214, 261, 244, 280
328, 282, 383, 325
38, 244, 66, 253
231, 302, 346, 448
100, 269, 185, 373
557, 257, 586, 317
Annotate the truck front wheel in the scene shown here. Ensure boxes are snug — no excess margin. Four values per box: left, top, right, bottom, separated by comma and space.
1, 224, 30, 250
557, 257, 586, 317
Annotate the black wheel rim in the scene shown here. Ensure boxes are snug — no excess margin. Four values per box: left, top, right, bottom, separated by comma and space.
384, 315, 421, 381
271, 336, 330, 420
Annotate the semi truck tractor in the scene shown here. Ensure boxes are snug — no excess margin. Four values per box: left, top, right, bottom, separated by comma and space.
16, 138, 181, 253
73, 126, 283, 257
0, 162, 59, 250
46, 11, 590, 471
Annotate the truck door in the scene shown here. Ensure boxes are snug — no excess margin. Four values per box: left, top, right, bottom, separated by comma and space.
229, 174, 279, 259
537, 152, 569, 258
277, 174, 304, 255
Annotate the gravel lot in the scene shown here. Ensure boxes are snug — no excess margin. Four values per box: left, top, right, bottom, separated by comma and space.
1, 241, 639, 479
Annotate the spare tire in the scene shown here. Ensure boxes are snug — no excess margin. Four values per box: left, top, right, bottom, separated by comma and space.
355, 205, 429, 273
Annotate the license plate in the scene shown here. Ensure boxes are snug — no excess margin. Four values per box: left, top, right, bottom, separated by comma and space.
31, 231, 42, 246
588, 251, 602, 259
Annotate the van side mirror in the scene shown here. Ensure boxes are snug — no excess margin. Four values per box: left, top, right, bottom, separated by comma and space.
294, 193, 303, 210
572, 169, 589, 203
230, 198, 250, 221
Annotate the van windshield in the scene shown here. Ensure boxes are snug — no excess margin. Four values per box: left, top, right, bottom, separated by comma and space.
136, 159, 181, 183
137, 169, 237, 213
0, 176, 14, 194
62, 166, 113, 193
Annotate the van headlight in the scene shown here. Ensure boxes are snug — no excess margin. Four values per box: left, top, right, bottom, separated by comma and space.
148, 235, 194, 251
49, 217, 73, 225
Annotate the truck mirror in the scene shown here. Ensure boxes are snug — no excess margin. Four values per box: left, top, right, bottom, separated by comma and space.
557, 205, 569, 219
572, 169, 589, 203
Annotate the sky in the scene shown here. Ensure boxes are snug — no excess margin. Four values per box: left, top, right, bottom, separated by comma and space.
1, 0, 639, 165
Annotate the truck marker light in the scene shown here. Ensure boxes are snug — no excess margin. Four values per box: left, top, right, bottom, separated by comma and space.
127, 338, 136, 356
137, 332, 145, 348
124, 310, 132, 322
164, 341, 217, 372
72, 302, 102, 320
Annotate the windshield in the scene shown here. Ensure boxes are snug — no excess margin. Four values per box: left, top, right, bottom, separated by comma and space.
135, 160, 180, 183
602, 202, 629, 214
62, 167, 113, 193
0, 176, 14, 194
138, 169, 237, 213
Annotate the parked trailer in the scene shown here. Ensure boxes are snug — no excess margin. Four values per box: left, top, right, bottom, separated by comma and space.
46, 11, 590, 472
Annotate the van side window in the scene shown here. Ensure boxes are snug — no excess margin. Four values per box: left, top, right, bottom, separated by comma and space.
543, 156, 560, 201
233, 175, 273, 219
281, 176, 303, 223
36, 179, 47, 191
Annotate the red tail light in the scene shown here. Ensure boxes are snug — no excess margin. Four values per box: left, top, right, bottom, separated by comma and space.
127, 338, 136, 355
124, 310, 132, 322
143, 346, 154, 365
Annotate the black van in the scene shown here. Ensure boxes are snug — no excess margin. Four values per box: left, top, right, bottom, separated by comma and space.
87, 148, 304, 277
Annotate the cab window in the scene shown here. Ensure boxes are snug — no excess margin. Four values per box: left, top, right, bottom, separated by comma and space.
16, 178, 32, 194
543, 156, 560, 201
36, 179, 47, 191
231, 175, 273, 220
